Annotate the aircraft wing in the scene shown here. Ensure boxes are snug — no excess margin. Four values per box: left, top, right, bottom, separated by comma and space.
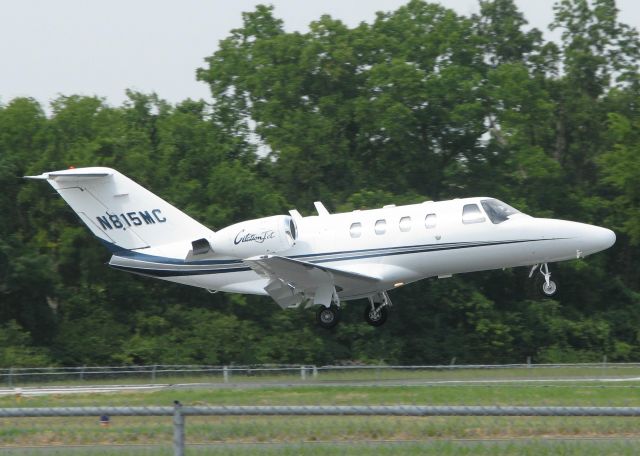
244, 255, 379, 309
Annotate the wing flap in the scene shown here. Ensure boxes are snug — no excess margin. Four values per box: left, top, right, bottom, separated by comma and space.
244, 255, 379, 308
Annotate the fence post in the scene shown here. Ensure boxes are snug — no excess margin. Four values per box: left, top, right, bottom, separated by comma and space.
527, 357, 531, 368
312, 365, 318, 378
223, 366, 229, 384
173, 401, 185, 456
152, 365, 157, 382
300, 366, 306, 380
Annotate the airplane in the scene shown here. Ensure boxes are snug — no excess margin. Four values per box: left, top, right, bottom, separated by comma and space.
26, 167, 616, 328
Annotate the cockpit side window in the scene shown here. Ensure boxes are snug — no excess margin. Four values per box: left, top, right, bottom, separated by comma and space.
462, 204, 486, 224
481, 199, 520, 224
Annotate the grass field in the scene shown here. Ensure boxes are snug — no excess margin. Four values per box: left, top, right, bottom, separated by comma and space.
3, 382, 640, 408
1, 379, 640, 454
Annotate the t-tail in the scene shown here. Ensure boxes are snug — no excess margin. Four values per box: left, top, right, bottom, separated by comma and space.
25, 167, 214, 253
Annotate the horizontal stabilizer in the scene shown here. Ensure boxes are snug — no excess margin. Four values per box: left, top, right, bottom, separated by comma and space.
25, 169, 111, 182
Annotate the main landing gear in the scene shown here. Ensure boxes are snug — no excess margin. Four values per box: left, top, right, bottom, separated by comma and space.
364, 291, 391, 327
316, 305, 341, 329
529, 263, 557, 296
315, 290, 392, 329
315, 285, 342, 329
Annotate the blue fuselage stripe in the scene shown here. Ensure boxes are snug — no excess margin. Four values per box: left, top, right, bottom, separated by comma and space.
109, 238, 555, 278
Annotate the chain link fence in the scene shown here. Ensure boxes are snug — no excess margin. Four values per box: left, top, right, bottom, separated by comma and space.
2, 404, 640, 455
1, 363, 640, 454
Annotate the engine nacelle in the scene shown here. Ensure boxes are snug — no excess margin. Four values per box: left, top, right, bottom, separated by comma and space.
210, 215, 298, 258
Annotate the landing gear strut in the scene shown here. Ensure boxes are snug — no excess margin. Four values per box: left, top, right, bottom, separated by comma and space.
364, 291, 391, 327
529, 263, 557, 296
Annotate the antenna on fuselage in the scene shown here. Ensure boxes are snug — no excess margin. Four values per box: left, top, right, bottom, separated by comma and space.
314, 201, 330, 216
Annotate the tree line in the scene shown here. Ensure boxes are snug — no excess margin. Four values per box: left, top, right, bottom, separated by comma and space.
0, 0, 639, 367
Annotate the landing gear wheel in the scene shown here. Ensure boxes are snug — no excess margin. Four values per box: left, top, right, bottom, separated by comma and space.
542, 280, 557, 296
530, 263, 558, 298
316, 305, 340, 329
364, 304, 388, 327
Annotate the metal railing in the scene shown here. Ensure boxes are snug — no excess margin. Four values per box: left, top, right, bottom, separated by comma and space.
2, 361, 640, 386
3, 404, 640, 456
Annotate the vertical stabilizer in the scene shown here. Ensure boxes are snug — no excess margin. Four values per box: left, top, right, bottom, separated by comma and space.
26, 167, 214, 251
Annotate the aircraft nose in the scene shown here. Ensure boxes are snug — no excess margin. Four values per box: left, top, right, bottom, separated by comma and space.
581, 225, 616, 255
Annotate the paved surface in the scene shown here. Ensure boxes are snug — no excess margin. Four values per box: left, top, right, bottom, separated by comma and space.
0, 384, 167, 397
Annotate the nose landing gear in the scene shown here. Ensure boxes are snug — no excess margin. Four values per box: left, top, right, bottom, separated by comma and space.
529, 263, 557, 296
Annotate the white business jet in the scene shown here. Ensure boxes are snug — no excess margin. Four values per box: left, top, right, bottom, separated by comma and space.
27, 167, 616, 328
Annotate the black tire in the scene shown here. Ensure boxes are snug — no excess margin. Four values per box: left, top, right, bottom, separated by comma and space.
542, 280, 557, 296
364, 304, 388, 327
316, 305, 340, 329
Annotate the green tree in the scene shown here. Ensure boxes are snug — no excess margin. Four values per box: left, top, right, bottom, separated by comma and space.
1, 1, 638, 367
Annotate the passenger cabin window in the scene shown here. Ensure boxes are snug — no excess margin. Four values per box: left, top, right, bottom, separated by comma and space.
375, 219, 387, 235
350, 222, 362, 238
481, 199, 520, 224
399, 216, 411, 232
462, 204, 486, 224
425, 213, 437, 229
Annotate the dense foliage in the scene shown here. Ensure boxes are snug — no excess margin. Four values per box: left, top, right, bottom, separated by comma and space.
1, 0, 639, 367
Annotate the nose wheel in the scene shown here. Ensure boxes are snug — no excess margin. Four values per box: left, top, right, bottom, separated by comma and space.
542, 279, 557, 296
529, 263, 558, 297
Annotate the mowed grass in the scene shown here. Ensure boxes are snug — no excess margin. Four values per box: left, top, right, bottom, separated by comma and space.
2, 382, 640, 408
2, 415, 640, 446
1, 382, 640, 452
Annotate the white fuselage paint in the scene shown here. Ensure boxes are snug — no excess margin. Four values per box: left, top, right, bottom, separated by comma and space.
109, 197, 616, 300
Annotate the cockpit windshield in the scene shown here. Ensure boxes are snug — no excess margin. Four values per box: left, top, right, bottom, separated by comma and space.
480, 199, 521, 224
